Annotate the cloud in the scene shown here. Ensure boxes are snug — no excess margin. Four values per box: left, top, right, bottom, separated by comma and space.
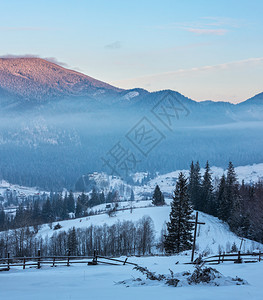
0, 54, 68, 67
185, 28, 227, 35
154, 16, 241, 36
200, 17, 241, 28
113, 57, 263, 84
44, 57, 69, 67
112, 57, 263, 102
0, 54, 40, 59
105, 41, 122, 50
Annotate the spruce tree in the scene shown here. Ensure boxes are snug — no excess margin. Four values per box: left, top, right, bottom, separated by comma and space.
217, 174, 228, 221
90, 188, 100, 207
130, 189, 135, 202
152, 185, 165, 206
67, 191, 75, 213
188, 161, 202, 210
68, 227, 78, 255
129, 189, 135, 213
164, 172, 194, 254
79, 192, 87, 207
61, 196, 69, 220
75, 201, 83, 218
201, 161, 214, 214
42, 198, 53, 223
225, 162, 238, 221
99, 192, 105, 204
106, 191, 113, 203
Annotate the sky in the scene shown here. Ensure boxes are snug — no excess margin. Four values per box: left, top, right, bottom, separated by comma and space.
0, 0, 263, 103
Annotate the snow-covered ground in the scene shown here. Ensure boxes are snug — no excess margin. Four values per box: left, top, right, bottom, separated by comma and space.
0, 179, 45, 196
0, 256, 262, 300
38, 200, 262, 255
1, 165, 263, 300
134, 163, 263, 197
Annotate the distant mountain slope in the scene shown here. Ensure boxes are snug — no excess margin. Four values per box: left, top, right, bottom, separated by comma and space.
0, 57, 262, 110
0, 57, 262, 189
238, 92, 263, 105
0, 58, 122, 101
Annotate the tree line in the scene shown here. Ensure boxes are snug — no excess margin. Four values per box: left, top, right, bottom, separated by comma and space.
0, 217, 155, 258
0, 188, 122, 232
188, 161, 263, 243
153, 161, 263, 254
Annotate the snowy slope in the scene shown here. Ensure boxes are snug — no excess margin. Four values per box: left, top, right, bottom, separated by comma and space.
134, 163, 263, 197
77, 163, 263, 200
0, 180, 46, 197
38, 200, 262, 255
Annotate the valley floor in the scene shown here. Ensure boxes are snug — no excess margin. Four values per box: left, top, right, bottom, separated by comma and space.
0, 256, 262, 300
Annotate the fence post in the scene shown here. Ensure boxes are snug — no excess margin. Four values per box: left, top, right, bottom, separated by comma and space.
53, 257, 55, 267
23, 257, 26, 270
218, 254, 221, 264
236, 251, 242, 263
37, 249, 41, 269
93, 250, 98, 264
7, 252, 10, 270
259, 251, 261, 262
67, 250, 71, 267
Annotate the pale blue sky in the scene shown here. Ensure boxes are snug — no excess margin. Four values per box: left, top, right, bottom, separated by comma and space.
0, 0, 263, 102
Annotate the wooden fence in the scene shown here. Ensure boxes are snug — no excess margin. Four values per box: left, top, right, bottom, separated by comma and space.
202, 251, 262, 264
0, 251, 137, 271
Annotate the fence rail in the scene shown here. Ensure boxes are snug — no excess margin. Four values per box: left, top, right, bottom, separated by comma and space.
202, 251, 262, 264
0, 251, 137, 271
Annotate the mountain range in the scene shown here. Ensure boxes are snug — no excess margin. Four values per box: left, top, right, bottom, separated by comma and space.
0, 57, 262, 190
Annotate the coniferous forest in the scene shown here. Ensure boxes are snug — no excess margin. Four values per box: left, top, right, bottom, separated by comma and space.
188, 161, 263, 243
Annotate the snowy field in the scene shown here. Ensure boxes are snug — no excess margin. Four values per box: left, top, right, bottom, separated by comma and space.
0, 256, 262, 300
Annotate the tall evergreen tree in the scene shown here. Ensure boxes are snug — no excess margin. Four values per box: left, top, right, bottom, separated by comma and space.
99, 192, 105, 204
152, 185, 165, 206
67, 191, 75, 213
78, 192, 88, 207
226, 162, 241, 229
164, 172, 194, 254
89, 188, 100, 207
75, 201, 83, 218
106, 191, 113, 203
217, 174, 228, 221
130, 189, 135, 202
201, 161, 214, 214
68, 227, 78, 255
225, 162, 238, 214
61, 196, 69, 220
32, 201, 41, 224
0, 210, 6, 230
42, 198, 53, 223
188, 161, 202, 210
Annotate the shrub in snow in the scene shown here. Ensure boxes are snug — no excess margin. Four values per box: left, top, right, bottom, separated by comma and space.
133, 265, 165, 281
188, 264, 247, 286
165, 269, 180, 287
188, 265, 220, 285
118, 264, 247, 288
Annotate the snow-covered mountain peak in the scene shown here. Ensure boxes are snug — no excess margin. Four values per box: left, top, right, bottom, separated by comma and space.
0, 57, 122, 101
